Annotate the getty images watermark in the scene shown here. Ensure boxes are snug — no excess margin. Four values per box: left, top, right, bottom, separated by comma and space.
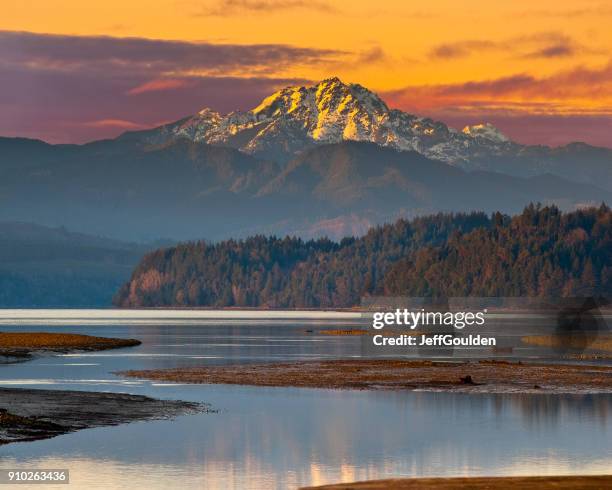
372, 307, 492, 347
359, 296, 610, 359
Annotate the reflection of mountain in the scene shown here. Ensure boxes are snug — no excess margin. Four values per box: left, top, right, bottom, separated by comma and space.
0, 222, 151, 306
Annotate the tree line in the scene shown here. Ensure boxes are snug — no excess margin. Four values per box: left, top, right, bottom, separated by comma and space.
114, 204, 611, 307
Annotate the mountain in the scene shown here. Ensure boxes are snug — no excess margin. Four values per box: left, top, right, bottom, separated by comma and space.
126, 77, 612, 191
4, 77, 610, 307
0, 136, 284, 240
257, 142, 605, 215
1, 77, 610, 243
114, 205, 612, 308
0, 222, 152, 306
1, 135, 609, 242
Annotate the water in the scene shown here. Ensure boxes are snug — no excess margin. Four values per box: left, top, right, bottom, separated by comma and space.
0, 310, 611, 489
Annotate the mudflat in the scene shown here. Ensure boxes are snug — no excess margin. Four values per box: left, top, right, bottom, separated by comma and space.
121, 359, 612, 393
300, 475, 612, 489
0, 333, 210, 445
0, 387, 206, 445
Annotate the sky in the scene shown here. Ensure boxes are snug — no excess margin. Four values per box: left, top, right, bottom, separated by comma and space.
1, 0, 611, 147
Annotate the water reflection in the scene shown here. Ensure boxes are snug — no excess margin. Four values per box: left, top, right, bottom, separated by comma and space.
0, 312, 610, 489
2, 388, 611, 489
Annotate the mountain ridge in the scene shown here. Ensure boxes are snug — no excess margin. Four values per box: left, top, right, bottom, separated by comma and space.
1, 77, 610, 242
2, 135, 609, 241
119, 77, 612, 192
125, 77, 515, 164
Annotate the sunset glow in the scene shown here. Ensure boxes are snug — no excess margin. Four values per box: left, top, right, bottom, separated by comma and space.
2, 0, 611, 146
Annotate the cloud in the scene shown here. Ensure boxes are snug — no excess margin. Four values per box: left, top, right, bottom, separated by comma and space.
0, 66, 310, 143
198, 0, 336, 16
356, 46, 388, 64
523, 44, 576, 59
382, 61, 612, 147
0, 30, 344, 77
430, 41, 496, 59
429, 33, 597, 60
514, 4, 612, 18
385, 60, 612, 109
127, 79, 196, 95
0, 30, 327, 143
0, 30, 345, 142
79, 119, 148, 129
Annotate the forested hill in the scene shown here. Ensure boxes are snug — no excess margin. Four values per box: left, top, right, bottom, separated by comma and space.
0, 222, 151, 307
114, 205, 612, 308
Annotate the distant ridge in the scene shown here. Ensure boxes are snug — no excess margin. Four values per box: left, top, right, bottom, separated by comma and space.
1, 136, 609, 241
124, 77, 612, 189
0, 222, 150, 307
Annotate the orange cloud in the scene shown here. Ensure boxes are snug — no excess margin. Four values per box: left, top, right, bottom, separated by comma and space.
514, 4, 612, 18
0, 30, 344, 78
385, 60, 612, 113
127, 79, 195, 95
199, 0, 336, 16
429, 33, 599, 60
80, 119, 147, 129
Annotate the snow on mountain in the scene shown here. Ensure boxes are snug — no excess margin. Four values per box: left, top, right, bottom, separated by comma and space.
141, 77, 515, 166
462, 123, 510, 143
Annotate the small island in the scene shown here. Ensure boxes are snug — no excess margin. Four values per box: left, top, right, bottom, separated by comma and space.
0, 331, 141, 363
120, 359, 612, 394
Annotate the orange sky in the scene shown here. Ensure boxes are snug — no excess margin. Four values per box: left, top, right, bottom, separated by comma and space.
1, 0, 611, 146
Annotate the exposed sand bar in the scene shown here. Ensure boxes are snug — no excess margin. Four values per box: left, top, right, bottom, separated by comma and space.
0, 388, 205, 445
121, 359, 612, 394
0, 332, 208, 445
0, 332, 140, 362
300, 475, 612, 489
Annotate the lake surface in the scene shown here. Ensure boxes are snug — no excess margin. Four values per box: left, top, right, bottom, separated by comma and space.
0, 310, 611, 489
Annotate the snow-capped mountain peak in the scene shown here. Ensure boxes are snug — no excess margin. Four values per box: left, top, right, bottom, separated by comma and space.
143, 77, 517, 165
249, 77, 389, 140
462, 123, 509, 143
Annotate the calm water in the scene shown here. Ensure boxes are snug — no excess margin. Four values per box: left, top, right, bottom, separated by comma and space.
0, 310, 611, 489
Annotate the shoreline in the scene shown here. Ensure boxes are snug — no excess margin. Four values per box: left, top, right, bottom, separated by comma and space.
0, 332, 211, 445
300, 475, 612, 489
120, 359, 612, 394
0, 332, 141, 363
0, 387, 206, 445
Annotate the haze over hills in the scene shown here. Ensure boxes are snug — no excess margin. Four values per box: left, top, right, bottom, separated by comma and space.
0, 222, 151, 306
0, 77, 611, 243
1, 136, 609, 242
